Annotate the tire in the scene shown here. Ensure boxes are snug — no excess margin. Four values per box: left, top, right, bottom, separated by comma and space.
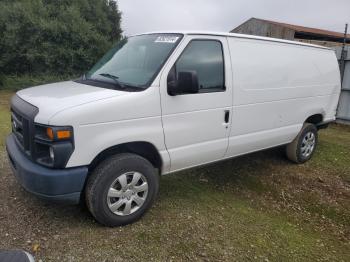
286, 123, 318, 164
85, 153, 159, 227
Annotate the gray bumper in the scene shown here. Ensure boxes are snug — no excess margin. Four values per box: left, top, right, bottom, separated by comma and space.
6, 134, 88, 204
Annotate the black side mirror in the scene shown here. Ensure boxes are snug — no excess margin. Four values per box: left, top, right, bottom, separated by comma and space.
167, 71, 199, 96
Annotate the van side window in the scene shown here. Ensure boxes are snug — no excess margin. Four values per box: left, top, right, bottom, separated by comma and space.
175, 40, 225, 92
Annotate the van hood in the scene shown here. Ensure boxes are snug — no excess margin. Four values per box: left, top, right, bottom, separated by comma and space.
17, 81, 128, 124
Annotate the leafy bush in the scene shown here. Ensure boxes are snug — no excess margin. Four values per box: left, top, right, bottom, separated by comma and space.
0, 0, 122, 80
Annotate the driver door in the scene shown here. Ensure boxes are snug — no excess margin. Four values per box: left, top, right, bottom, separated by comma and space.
159, 35, 233, 172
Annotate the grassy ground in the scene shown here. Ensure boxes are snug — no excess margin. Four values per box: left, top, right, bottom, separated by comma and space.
0, 75, 75, 91
0, 90, 349, 261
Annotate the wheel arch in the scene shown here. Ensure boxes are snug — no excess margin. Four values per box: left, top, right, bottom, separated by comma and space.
88, 141, 163, 173
304, 113, 324, 126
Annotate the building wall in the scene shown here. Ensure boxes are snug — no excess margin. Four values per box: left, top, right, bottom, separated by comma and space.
334, 46, 350, 124
231, 18, 295, 40
297, 39, 346, 48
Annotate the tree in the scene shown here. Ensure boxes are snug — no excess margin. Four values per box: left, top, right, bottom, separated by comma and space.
0, 0, 122, 76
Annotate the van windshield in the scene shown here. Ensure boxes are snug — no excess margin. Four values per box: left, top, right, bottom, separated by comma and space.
85, 34, 183, 90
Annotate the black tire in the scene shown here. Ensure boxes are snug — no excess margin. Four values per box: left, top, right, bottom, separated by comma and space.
85, 153, 159, 227
286, 123, 318, 164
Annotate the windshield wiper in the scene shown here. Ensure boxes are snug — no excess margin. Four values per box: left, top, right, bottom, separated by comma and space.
99, 73, 126, 89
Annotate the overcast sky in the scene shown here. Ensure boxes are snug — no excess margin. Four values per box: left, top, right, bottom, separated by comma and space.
117, 0, 349, 36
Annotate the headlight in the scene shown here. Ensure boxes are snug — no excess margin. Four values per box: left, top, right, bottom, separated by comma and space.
34, 125, 74, 168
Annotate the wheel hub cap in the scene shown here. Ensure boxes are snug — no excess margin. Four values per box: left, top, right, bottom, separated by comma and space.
301, 131, 315, 158
124, 190, 133, 199
107, 172, 148, 216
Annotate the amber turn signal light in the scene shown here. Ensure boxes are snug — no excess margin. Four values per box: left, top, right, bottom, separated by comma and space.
57, 130, 71, 139
46, 128, 71, 140
46, 127, 54, 140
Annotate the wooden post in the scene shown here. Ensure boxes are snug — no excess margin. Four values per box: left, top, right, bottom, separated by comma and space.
340, 24, 348, 84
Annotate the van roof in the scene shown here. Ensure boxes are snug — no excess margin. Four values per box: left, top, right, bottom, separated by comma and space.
136, 31, 332, 50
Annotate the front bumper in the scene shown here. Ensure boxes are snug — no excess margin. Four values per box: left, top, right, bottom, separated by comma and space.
6, 134, 88, 204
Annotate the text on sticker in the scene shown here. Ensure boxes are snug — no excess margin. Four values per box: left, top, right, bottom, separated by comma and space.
155, 36, 179, 43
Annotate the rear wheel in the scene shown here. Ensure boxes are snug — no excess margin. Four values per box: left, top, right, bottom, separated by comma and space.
286, 123, 318, 164
85, 153, 159, 227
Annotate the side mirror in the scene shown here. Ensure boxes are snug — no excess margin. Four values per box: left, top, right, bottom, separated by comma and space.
167, 71, 199, 96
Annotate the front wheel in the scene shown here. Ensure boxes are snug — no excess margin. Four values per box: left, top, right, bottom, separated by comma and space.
85, 153, 159, 227
286, 123, 318, 164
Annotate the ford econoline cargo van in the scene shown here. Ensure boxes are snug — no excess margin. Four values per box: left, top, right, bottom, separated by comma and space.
6, 32, 341, 226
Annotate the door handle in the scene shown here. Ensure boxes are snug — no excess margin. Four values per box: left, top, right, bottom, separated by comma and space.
224, 110, 230, 123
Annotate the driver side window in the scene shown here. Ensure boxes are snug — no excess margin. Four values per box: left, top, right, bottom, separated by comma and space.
174, 40, 225, 93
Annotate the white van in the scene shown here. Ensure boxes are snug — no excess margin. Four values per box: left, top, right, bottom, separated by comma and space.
6, 32, 341, 226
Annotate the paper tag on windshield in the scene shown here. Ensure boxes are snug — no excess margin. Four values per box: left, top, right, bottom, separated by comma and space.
155, 36, 179, 43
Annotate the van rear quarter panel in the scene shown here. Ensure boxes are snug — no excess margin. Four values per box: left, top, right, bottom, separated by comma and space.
226, 37, 340, 157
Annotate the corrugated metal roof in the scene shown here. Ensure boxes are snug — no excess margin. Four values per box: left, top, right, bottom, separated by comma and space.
251, 18, 348, 40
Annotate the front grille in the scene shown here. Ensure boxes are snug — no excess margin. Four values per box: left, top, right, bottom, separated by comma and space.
10, 95, 39, 160
11, 110, 30, 154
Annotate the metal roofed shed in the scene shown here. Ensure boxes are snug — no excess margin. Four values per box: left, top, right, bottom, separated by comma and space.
231, 18, 350, 47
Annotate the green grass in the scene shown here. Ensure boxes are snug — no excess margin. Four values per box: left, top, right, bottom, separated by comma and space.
0, 89, 349, 261
151, 148, 350, 261
312, 124, 350, 181
0, 91, 12, 147
0, 74, 76, 91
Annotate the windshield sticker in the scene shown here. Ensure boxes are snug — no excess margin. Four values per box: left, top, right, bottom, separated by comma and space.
155, 36, 179, 43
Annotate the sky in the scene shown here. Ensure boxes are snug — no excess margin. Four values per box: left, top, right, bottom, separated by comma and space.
117, 0, 350, 36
